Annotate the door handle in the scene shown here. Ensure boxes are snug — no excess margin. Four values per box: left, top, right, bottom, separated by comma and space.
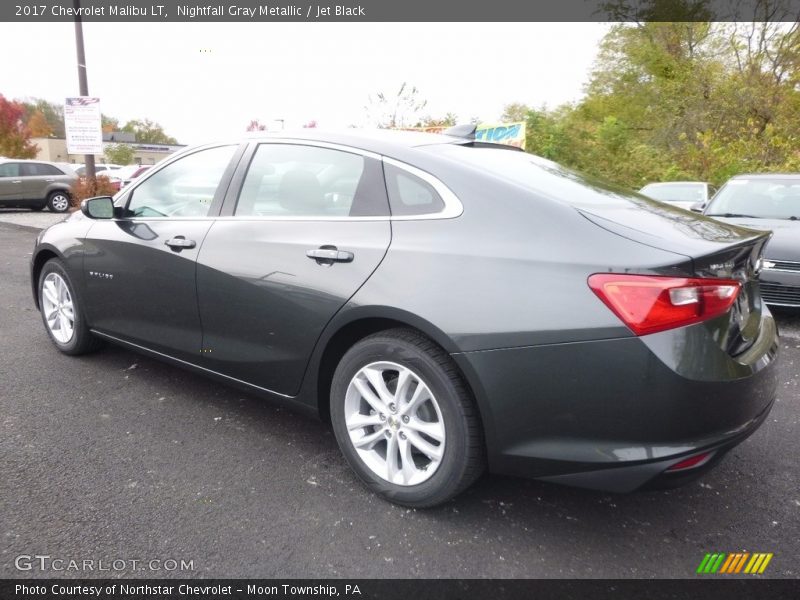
12, 180, 22, 184
306, 247, 354, 263
165, 236, 197, 250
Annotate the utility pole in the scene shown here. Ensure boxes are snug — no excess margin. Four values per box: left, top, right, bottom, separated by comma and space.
73, 0, 96, 188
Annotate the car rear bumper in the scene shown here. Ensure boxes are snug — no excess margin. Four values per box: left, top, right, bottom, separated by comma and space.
453, 311, 779, 492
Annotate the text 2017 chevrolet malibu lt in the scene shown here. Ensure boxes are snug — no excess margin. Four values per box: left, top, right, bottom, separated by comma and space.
31, 129, 779, 507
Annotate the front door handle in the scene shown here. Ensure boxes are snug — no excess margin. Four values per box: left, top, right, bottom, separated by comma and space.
306, 246, 354, 264
165, 236, 197, 251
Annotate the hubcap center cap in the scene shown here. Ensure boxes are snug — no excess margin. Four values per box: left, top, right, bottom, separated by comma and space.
388, 416, 400, 430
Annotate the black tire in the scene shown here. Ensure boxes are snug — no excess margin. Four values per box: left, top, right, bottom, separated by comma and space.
47, 190, 71, 213
38, 258, 102, 355
330, 328, 485, 507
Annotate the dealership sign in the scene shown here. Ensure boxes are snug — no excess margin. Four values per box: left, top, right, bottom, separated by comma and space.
404, 121, 527, 149
64, 97, 103, 154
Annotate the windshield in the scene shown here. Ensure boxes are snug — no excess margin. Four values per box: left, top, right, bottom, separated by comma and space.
640, 183, 705, 203
706, 178, 800, 219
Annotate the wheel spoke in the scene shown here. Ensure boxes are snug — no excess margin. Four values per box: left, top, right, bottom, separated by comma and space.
398, 436, 417, 484
346, 412, 382, 431
352, 428, 385, 450
386, 435, 400, 481
363, 366, 395, 405
406, 417, 445, 443
394, 369, 412, 404
43, 282, 58, 306
400, 381, 431, 416
353, 377, 387, 414
406, 429, 443, 461
62, 305, 74, 321
45, 308, 59, 324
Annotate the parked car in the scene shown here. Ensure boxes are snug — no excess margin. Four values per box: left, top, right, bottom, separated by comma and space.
114, 164, 153, 188
0, 158, 77, 212
30, 129, 779, 507
703, 173, 800, 307
639, 181, 716, 210
72, 163, 124, 191
72, 163, 124, 177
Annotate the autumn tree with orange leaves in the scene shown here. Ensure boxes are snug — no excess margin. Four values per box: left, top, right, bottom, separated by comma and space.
0, 95, 37, 158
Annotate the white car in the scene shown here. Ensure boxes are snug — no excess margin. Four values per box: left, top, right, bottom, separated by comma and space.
639, 181, 717, 210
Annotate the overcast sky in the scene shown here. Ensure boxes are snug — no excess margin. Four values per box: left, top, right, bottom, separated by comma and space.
0, 23, 611, 145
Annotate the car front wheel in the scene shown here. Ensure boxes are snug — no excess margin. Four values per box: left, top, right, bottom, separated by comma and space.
331, 329, 485, 507
47, 191, 71, 213
38, 259, 101, 355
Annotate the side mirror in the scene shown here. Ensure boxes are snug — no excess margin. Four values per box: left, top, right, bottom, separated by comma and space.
80, 196, 115, 219
690, 201, 705, 213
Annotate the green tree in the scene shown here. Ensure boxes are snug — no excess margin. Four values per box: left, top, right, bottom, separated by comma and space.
0, 94, 37, 158
104, 143, 136, 165
121, 119, 178, 144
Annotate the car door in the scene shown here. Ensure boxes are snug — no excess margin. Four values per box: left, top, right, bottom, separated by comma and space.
82, 144, 244, 361
196, 142, 392, 396
20, 162, 54, 201
0, 162, 23, 202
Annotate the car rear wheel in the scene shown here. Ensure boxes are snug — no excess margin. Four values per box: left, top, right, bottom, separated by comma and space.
331, 329, 485, 507
38, 259, 101, 355
47, 191, 71, 213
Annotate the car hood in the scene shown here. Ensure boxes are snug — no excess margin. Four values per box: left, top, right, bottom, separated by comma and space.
710, 217, 800, 261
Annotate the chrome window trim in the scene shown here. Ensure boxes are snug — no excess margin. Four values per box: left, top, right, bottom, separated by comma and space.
113, 138, 464, 222
381, 156, 464, 220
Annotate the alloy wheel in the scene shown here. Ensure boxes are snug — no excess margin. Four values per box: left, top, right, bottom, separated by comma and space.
41, 272, 75, 344
344, 361, 445, 486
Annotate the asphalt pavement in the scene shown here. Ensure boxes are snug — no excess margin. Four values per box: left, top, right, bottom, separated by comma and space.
1, 221, 798, 579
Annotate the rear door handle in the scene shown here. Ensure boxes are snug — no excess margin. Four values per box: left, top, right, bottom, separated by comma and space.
306, 247, 354, 263
165, 236, 197, 250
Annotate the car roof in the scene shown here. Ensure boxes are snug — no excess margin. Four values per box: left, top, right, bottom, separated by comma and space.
730, 173, 800, 180
242, 128, 482, 155
0, 157, 62, 167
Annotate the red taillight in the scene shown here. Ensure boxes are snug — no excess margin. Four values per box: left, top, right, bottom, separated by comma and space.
665, 451, 714, 472
588, 274, 741, 336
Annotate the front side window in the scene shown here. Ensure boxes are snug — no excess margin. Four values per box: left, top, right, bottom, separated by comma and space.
127, 145, 236, 218
235, 144, 380, 217
0, 163, 20, 177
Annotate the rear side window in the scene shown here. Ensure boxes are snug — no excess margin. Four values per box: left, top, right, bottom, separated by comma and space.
0, 163, 20, 177
235, 144, 388, 218
383, 163, 445, 216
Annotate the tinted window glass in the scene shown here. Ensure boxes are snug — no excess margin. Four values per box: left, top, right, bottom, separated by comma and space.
235, 144, 371, 217
384, 163, 445, 216
0, 163, 20, 177
127, 145, 236, 218
20, 163, 63, 176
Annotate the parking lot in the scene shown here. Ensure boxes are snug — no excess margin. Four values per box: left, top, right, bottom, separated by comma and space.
0, 219, 798, 579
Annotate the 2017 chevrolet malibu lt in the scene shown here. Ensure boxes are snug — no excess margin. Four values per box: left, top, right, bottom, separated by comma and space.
31, 129, 779, 507
702, 173, 800, 308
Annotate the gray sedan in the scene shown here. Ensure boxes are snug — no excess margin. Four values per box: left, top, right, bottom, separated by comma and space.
30, 129, 779, 506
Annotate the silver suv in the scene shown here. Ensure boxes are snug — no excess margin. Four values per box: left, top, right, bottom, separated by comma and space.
0, 159, 78, 213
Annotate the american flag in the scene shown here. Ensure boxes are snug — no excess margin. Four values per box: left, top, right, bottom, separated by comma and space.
66, 97, 100, 106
